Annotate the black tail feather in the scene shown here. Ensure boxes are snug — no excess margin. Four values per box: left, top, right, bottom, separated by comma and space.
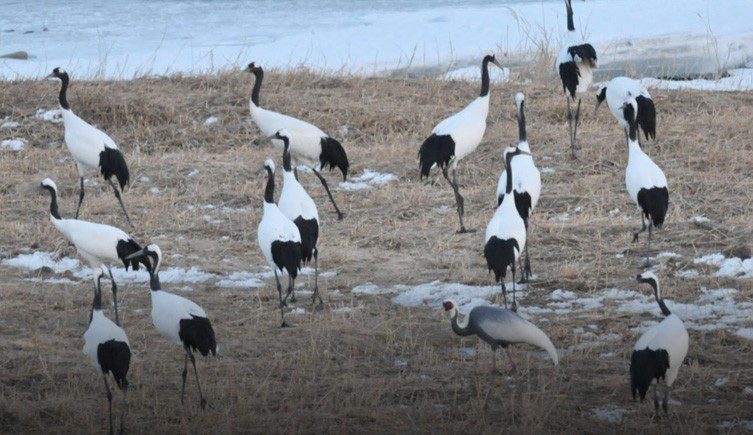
293, 217, 319, 264
179, 316, 217, 357
319, 137, 349, 181
635, 95, 656, 140
630, 348, 669, 401
97, 340, 131, 390
99, 147, 130, 190
418, 134, 455, 179
271, 240, 303, 278
483, 236, 519, 282
637, 187, 669, 228
116, 239, 147, 271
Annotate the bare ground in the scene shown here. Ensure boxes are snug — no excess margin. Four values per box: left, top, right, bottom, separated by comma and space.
1, 69, 753, 433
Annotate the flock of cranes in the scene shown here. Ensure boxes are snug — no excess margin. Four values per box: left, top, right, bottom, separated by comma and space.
31, 0, 691, 431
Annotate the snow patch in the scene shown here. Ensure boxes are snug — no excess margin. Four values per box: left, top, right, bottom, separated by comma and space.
1, 138, 27, 151
736, 328, 753, 340
641, 68, 753, 92
34, 109, 62, 123
204, 115, 219, 125
1, 120, 19, 129
588, 407, 630, 424
694, 252, 753, 278
340, 169, 397, 190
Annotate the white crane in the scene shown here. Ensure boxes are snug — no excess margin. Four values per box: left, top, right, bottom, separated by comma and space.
418, 52, 505, 233
556, 0, 597, 157
496, 93, 541, 283
125, 244, 217, 409
442, 300, 558, 374
595, 76, 656, 141
485, 148, 529, 311
41, 178, 146, 325
623, 104, 668, 266
630, 272, 688, 416
83, 283, 131, 435
246, 62, 349, 220
274, 130, 323, 307
47, 67, 134, 228
257, 159, 304, 327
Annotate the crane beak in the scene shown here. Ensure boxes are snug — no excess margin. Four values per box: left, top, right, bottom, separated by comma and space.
491, 58, 504, 70
45, 72, 55, 78
265, 133, 278, 141
124, 248, 148, 261
594, 100, 602, 116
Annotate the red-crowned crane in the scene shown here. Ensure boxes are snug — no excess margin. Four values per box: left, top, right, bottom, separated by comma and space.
595, 76, 656, 141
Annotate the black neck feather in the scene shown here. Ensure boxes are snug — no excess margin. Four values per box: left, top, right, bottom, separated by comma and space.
282, 140, 292, 172
264, 167, 275, 203
480, 58, 491, 97
251, 68, 264, 107
149, 272, 161, 291
43, 186, 61, 220
566, 2, 575, 31
58, 74, 70, 110
504, 152, 515, 194
92, 281, 103, 311
517, 101, 526, 143
649, 281, 671, 316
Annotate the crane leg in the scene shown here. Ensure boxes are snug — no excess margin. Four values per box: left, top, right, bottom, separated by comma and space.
506, 349, 517, 373
511, 264, 518, 312
311, 248, 323, 309
285, 273, 296, 303
185, 346, 207, 409
567, 97, 577, 159
274, 270, 288, 327
312, 168, 344, 220
119, 384, 128, 435
653, 383, 660, 416
108, 179, 134, 230
518, 224, 531, 284
181, 353, 188, 404
442, 166, 474, 233
644, 224, 653, 268
573, 97, 582, 152
107, 268, 120, 326
75, 177, 85, 219
103, 375, 113, 435
500, 281, 508, 309
490, 349, 498, 374
633, 214, 647, 243
662, 383, 669, 415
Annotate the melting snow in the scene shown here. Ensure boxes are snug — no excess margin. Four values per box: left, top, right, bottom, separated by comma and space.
690, 215, 711, 224
1, 138, 27, 151
736, 328, 753, 340
34, 108, 62, 123
339, 169, 397, 190
549, 212, 571, 222
217, 272, 265, 288
641, 68, 753, 92
694, 252, 753, 278
204, 115, 219, 125
714, 377, 728, 387
1, 120, 19, 129
540, 167, 555, 174
676, 269, 699, 279
588, 407, 630, 424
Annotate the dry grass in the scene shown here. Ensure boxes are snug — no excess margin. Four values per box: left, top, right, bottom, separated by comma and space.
1, 69, 753, 433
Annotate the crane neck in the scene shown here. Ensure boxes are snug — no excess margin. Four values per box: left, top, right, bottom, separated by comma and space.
650, 280, 671, 316
480, 58, 491, 97
566, 3, 575, 31
450, 311, 473, 336
282, 142, 292, 172
58, 74, 70, 110
504, 152, 515, 194
264, 166, 275, 203
149, 271, 161, 292
43, 185, 61, 220
251, 67, 264, 107
517, 100, 526, 143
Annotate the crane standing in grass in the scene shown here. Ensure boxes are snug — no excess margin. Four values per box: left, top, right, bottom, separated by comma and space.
496, 93, 540, 283
418, 52, 506, 233
246, 62, 349, 220
41, 178, 147, 325
556, 0, 598, 158
47, 67, 134, 228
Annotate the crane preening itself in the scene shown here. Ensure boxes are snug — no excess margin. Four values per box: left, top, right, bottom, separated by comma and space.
47, 67, 134, 228
556, 0, 598, 158
246, 62, 349, 220
41, 178, 147, 325
442, 300, 558, 374
125, 244, 217, 409
630, 272, 688, 417
418, 52, 505, 233
595, 76, 656, 142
